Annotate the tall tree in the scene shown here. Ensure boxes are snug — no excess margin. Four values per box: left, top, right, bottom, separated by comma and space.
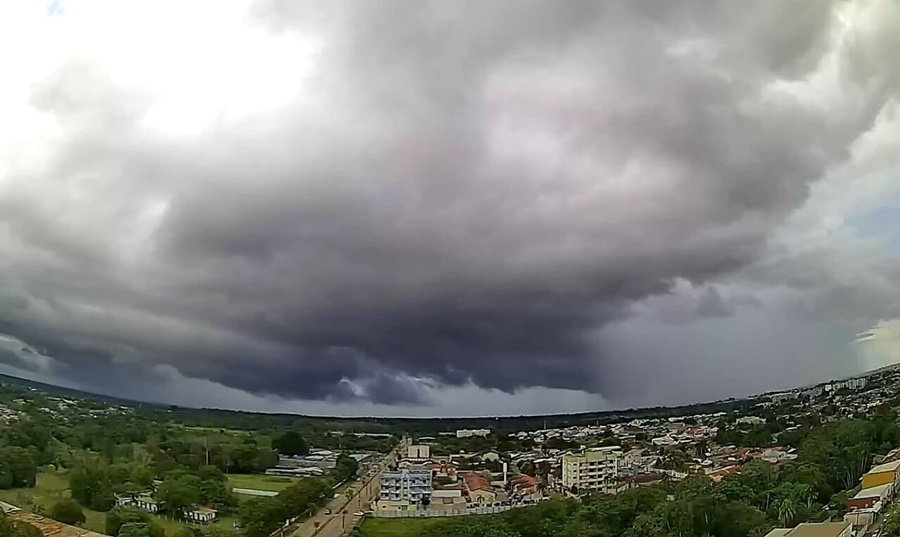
272, 432, 308, 457
49, 499, 86, 525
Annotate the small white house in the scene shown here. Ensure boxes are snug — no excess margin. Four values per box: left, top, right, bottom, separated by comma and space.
184, 506, 218, 524
134, 494, 163, 513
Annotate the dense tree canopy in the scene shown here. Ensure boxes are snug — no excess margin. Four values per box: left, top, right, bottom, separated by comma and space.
69, 463, 116, 511
272, 431, 309, 457
0, 446, 37, 489
49, 499, 86, 525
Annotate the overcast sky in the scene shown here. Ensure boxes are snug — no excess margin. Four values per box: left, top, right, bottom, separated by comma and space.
1, 0, 900, 417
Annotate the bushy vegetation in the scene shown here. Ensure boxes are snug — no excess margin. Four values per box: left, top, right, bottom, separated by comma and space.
0, 381, 376, 536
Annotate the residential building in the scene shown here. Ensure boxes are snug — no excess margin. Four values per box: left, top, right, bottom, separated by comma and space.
763, 521, 851, 537
848, 482, 892, 510
735, 416, 766, 426
116, 493, 164, 514
183, 507, 217, 524
456, 428, 491, 438
862, 460, 900, 489
510, 475, 543, 501
379, 469, 432, 505
561, 446, 622, 496
430, 489, 468, 512
462, 472, 496, 504
407, 445, 431, 461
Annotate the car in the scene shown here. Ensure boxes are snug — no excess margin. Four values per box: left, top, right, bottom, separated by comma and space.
324, 508, 332, 515
354, 511, 364, 516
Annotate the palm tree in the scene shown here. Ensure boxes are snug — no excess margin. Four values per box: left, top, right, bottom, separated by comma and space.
778, 498, 797, 527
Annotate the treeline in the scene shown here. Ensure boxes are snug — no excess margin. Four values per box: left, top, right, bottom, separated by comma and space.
0, 420, 50, 490
238, 479, 332, 537
68, 459, 238, 515
69, 460, 154, 511
150, 439, 278, 475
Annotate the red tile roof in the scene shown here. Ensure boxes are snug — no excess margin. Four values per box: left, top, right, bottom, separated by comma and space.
462, 472, 494, 492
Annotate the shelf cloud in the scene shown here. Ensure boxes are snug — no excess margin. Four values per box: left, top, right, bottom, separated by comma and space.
1, 0, 899, 412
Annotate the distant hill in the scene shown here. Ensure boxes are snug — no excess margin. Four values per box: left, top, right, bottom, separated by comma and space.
0, 372, 163, 409
0, 371, 754, 433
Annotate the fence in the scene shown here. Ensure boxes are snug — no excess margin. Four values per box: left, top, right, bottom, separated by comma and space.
373, 505, 514, 518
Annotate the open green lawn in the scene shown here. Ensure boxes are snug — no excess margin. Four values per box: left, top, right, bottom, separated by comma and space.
0, 471, 69, 512
228, 473, 298, 492
0, 472, 237, 536
359, 518, 445, 537
0, 472, 109, 534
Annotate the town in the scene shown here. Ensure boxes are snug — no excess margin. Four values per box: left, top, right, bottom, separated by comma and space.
3, 366, 900, 537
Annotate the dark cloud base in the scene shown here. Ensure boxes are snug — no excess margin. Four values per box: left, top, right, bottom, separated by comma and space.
0, 0, 898, 406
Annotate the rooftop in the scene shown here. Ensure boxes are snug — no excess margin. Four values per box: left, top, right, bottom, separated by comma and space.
462, 472, 494, 492
867, 460, 900, 474
767, 521, 851, 537
853, 483, 892, 499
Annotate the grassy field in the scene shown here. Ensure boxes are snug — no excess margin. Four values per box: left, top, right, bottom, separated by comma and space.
0, 472, 110, 534
0, 472, 237, 536
359, 518, 445, 537
228, 473, 298, 492
0, 472, 70, 512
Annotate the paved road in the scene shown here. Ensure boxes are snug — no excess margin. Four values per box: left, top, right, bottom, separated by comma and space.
285, 439, 408, 537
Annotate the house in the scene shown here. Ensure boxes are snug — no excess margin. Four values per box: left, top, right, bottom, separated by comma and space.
736, 416, 766, 426
430, 489, 467, 512
847, 482, 892, 510
627, 473, 665, 488
510, 475, 542, 501
462, 472, 496, 504
706, 465, 741, 483
183, 507, 217, 524
763, 521, 852, 537
427, 462, 458, 480
862, 460, 900, 489
129, 494, 163, 513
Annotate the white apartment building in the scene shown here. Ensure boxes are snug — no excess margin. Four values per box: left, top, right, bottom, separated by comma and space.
561, 446, 622, 496
378, 469, 432, 508
456, 428, 491, 438
407, 444, 431, 461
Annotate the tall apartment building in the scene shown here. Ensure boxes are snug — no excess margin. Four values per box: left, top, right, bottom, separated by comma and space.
561, 446, 622, 496
379, 469, 433, 506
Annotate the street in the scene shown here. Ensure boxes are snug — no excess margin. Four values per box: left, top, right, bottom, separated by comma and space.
286, 439, 407, 537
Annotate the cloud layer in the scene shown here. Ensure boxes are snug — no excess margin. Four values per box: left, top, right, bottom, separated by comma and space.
1, 0, 900, 413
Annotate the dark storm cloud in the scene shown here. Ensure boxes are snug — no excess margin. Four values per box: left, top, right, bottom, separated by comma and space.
1, 0, 898, 406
